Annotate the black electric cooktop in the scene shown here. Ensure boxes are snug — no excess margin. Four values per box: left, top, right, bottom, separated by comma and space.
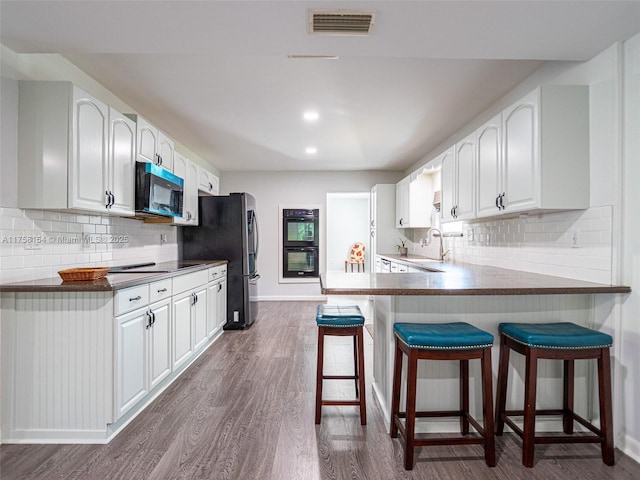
108, 261, 203, 274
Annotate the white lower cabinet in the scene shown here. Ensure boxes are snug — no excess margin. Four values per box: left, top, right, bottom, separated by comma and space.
115, 298, 171, 419
192, 285, 209, 352
148, 300, 171, 390
172, 269, 209, 370
115, 307, 148, 419
207, 273, 227, 338
172, 291, 195, 371
0, 264, 229, 444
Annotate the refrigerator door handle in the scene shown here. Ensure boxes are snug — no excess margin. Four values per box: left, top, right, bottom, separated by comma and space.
253, 212, 260, 260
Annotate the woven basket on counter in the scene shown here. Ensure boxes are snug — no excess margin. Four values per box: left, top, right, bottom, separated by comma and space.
58, 267, 110, 281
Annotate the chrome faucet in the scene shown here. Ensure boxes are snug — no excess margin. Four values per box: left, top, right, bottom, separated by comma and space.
427, 228, 449, 261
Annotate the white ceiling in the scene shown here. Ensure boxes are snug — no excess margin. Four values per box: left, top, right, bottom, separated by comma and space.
2, 1, 639, 172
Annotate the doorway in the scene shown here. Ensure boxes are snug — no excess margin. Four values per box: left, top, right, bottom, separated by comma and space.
326, 192, 370, 273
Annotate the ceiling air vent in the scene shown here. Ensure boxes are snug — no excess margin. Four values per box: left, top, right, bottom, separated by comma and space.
308, 10, 377, 35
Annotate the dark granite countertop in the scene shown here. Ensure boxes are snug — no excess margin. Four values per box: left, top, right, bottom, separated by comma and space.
320, 260, 631, 296
0, 260, 228, 292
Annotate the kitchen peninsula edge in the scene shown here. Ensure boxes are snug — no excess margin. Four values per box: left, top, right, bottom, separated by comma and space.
320, 263, 630, 435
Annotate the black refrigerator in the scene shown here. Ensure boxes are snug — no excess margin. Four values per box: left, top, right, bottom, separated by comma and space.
178, 193, 259, 329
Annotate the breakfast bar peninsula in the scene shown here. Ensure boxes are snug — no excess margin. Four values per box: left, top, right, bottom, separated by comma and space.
320, 262, 630, 431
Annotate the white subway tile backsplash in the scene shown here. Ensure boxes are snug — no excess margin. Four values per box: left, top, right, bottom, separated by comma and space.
43, 212, 60, 221
412, 206, 614, 284
0, 208, 179, 283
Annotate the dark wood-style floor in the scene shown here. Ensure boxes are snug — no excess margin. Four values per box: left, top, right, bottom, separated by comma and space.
2, 301, 639, 480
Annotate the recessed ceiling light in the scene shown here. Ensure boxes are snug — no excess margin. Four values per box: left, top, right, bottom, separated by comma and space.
303, 111, 319, 121
305, 147, 318, 155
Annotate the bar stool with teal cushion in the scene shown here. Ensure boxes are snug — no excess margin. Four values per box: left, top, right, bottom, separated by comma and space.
495, 322, 614, 467
315, 305, 366, 425
390, 322, 496, 470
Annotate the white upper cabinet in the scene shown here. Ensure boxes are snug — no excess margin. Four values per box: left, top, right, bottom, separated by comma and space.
197, 166, 219, 196
502, 89, 539, 213
439, 146, 456, 222
172, 152, 199, 226
107, 108, 136, 215
408, 169, 435, 228
69, 88, 109, 212
395, 176, 410, 228
476, 115, 502, 218
396, 171, 435, 228
477, 85, 589, 218
441, 133, 475, 223
128, 114, 174, 172
455, 133, 475, 220
18, 81, 135, 215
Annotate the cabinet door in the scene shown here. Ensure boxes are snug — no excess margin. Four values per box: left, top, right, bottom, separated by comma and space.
197, 167, 219, 195
108, 108, 136, 216
148, 301, 171, 390
116, 308, 148, 418
502, 90, 539, 213
136, 117, 158, 165
207, 281, 219, 338
439, 147, 456, 222
455, 133, 475, 220
217, 278, 227, 330
172, 293, 193, 370
395, 176, 410, 228
171, 153, 189, 225
70, 88, 109, 212
193, 286, 208, 352
476, 115, 502, 218
157, 131, 174, 172
186, 161, 199, 225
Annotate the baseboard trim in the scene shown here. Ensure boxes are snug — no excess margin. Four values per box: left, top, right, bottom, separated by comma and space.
254, 295, 327, 301
621, 433, 640, 463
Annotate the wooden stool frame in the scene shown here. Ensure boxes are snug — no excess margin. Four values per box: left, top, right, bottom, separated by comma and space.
315, 325, 367, 425
390, 337, 496, 470
495, 332, 614, 467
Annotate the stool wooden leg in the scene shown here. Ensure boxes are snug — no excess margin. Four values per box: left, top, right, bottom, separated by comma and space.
563, 359, 575, 434
315, 327, 325, 424
481, 348, 496, 467
495, 333, 510, 435
390, 341, 403, 438
460, 359, 470, 435
404, 351, 418, 470
599, 348, 615, 466
522, 347, 539, 468
353, 335, 359, 397
357, 327, 367, 425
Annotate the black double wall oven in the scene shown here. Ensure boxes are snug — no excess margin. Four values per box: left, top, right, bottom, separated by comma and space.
282, 209, 319, 278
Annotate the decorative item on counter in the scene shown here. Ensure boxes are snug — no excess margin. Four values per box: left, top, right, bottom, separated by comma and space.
58, 267, 110, 281
396, 238, 408, 256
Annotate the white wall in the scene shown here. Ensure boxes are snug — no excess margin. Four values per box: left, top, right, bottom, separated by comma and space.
621, 32, 640, 461
221, 171, 401, 299
326, 193, 370, 272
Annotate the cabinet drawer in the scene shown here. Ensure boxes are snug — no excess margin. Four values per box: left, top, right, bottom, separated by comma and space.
208, 265, 227, 282
149, 279, 172, 304
115, 284, 149, 316
172, 270, 209, 295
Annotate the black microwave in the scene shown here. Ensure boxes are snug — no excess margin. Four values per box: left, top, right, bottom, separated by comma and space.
135, 162, 184, 218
